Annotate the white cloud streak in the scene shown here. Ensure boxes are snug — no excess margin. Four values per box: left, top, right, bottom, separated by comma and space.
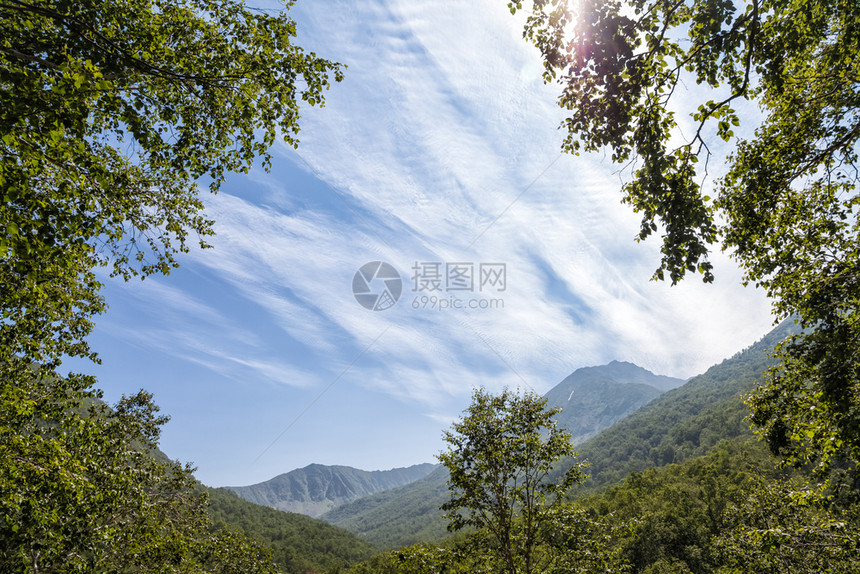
185, 0, 769, 397
91, 0, 775, 481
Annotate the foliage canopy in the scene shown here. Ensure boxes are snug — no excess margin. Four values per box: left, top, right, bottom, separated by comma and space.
0, 383, 282, 573
0, 0, 342, 570
510, 0, 860, 476
0, 0, 343, 374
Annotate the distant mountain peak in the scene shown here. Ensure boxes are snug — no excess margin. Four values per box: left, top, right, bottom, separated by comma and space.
224, 462, 438, 518
545, 361, 685, 443
568, 361, 686, 392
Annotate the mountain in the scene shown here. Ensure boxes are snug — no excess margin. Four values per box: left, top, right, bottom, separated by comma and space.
544, 360, 685, 443
319, 320, 798, 549
319, 361, 687, 548
568, 318, 800, 492
225, 462, 437, 518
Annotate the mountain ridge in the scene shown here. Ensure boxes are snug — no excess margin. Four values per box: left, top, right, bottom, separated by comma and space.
568, 318, 800, 491
225, 462, 437, 518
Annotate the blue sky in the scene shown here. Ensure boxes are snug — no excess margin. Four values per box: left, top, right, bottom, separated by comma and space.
70, 0, 775, 487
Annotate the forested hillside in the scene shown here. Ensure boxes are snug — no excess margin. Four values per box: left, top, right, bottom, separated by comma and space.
569, 319, 799, 491
207, 488, 376, 573
319, 466, 451, 548
576, 439, 787, 572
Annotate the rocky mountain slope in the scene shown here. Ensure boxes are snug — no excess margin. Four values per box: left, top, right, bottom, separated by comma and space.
544, 360, 685, 443
225, 462, 437, 517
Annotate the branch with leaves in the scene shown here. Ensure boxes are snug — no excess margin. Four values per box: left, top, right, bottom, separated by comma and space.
509, 0, 860, 480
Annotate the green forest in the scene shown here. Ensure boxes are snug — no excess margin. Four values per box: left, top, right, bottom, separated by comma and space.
328, 321, 860, 573
2, 0, 859, 572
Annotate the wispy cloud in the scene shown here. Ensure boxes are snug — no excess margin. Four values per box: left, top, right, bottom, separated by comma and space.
87, 0, 775, 483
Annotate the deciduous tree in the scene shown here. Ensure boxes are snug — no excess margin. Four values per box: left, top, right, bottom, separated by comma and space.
0, 382, 282, 573
0, 0, 341, 569
438, 388, 588, 574
509, 0, 860, 475
714, 477, 860, 573
1, 0, 343, 375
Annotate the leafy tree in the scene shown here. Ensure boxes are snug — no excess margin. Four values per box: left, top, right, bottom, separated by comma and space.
713, 477, 860, 573
747, 320, 860, 478
1, 0, 341, 570
0, 381, 282, 573
0, 0, 343, 377
438, 388, 589, 574
508, 0, 860, 474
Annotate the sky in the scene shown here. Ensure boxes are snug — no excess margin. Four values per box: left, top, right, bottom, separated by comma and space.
69, 0, 775, 487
